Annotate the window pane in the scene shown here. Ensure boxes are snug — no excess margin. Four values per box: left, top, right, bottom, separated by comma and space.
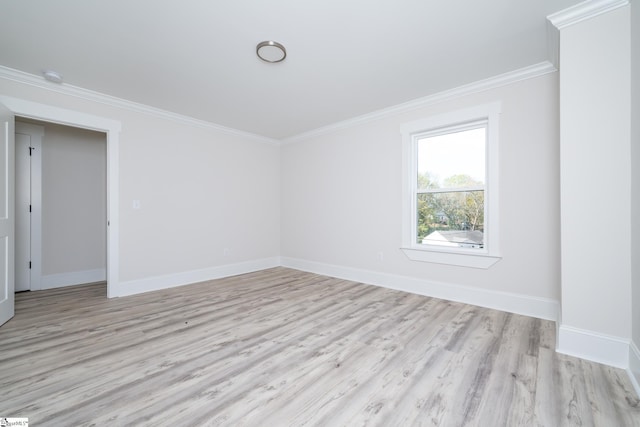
417, 191, 484, 248
417, 127, 486, 189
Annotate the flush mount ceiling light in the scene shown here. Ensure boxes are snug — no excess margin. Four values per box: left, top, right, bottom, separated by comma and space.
256, 40, 286, 63
43, 70, 63, 84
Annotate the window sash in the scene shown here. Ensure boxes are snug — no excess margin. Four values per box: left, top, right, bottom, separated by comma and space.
416, 185, 484, 194
413, 119, 487, 140
411, 123, 487, 251
415, 190, 485, 246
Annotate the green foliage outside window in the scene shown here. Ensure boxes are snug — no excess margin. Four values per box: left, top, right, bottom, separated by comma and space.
416, 173, 484, 243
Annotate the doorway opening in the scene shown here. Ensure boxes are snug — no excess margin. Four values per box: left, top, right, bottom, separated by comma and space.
15, 118, 107, 293
0, 95, 121, 298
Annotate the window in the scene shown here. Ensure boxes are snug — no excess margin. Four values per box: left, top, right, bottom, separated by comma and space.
416, 124, 486, 247
401, 103, 501, 268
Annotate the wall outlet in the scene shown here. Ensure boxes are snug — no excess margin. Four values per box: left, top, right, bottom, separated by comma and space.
132, 199, 141, 210
377, 251, 384, 261
223, 248, 230, 256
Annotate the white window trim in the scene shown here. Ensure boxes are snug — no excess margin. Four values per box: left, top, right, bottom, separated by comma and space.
400, 102, 502, 269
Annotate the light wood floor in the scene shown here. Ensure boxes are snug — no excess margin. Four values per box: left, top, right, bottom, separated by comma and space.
1, 268, 638, 426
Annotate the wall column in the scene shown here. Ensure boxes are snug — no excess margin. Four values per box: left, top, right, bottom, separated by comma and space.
552, 3, 632, 368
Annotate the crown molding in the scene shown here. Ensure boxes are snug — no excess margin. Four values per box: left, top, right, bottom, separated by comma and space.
281, 61, 556, 145
1, 60, 558, 147
547, 0, 630, 30
0, 65, 280, 146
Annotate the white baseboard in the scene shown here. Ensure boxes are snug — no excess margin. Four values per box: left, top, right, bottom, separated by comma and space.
629, 341, 640, 397
111, 257, 281, 297
557, 324, 630, 369
280, 257, 559, 321
41, 268, 106, 290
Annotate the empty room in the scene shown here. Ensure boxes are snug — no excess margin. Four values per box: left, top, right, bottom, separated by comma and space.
0, 0, 639, 425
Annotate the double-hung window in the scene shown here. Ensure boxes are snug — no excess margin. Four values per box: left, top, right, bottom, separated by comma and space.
401, 103, 501, 268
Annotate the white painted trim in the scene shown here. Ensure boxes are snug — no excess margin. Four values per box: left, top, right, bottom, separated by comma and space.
0, 96, 120, 298
557, 324, 630, 369
282, 62, 556, 144
629, 342, 640, 398
556, 307, 563, 352
0, 66, 279, 146
0, 96, 121, 133
112, 257, 281, 297
400, 248, 501, 269
105, 123, 119, 298
280, 257, 558, 321
41, 268, 106, 290
547, 0, 629, 30
546, 21, 561, 70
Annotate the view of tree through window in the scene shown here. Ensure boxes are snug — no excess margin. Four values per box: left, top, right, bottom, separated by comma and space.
416, 126, 486, 248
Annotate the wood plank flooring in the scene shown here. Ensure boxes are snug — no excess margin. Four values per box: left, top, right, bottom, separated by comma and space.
1, 267, 638, 426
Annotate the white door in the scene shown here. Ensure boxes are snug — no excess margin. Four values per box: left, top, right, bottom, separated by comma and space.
15, 131, 31, 291
0, 102, 15, 327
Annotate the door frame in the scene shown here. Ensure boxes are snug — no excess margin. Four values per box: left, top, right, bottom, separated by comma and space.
0, 96, 121, 297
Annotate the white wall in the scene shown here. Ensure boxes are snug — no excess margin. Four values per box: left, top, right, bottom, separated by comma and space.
281, 73, 561, 318
117, 114, 280, 282
557, 6, 632, 367
631, 0, 640, 388
38, 122, 106, 282
0, 77, 281, 294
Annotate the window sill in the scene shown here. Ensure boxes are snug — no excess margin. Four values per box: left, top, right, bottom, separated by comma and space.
401, 247, 501, 269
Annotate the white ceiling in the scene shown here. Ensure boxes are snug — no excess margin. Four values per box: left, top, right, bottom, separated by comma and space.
0, 0, 583, 140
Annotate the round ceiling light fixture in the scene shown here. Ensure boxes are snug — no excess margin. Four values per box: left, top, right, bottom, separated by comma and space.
256, 40, 286, 63
43, 70, 64, 84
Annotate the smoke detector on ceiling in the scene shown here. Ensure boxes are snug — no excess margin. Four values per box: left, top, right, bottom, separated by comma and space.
43, 70, 63, 84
